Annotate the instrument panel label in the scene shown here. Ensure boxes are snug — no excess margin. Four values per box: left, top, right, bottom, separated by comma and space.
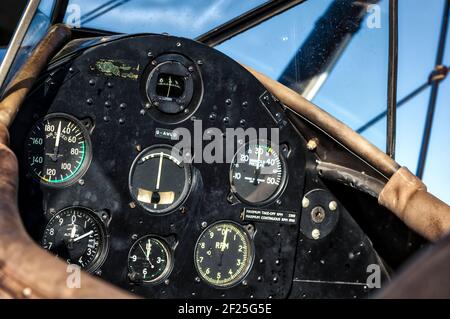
242, 208, 298, 225
155, 128, 180, 140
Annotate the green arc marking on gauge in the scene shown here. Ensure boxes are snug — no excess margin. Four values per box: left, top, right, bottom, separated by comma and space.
42, 143, 86, 183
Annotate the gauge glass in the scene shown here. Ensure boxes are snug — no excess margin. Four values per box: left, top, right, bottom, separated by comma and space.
230, 141, 286, 205
41, 207, 107, 272
156, 73, 185, 98
128, 236, 172, 283
25, 113, 91, 187
129, 145, 191, 214
194, 221, 254, 288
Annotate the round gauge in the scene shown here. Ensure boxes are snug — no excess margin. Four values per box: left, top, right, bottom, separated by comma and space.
230, 141, 287, 205
25, 113, 92, 187
128, 236, 173, 284
129, 145, 191, 214
143, 53, 203, 124
146, 60, 193, 115
41, 207, 107, 272
194, 221, 254, 288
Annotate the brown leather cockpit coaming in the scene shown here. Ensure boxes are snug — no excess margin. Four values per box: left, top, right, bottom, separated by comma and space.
379, 167, 450, 241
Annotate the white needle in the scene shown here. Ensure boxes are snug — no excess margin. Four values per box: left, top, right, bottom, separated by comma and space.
256, 147, 261, 169
70, 224, 77, 239
146, 240, 152, 260
139, 243, 154, 268
155, 152, 163, 190
221, 227, 229, 252
167, 76, 172, 97
73, 230, 93, 242
55, 121, 62, 148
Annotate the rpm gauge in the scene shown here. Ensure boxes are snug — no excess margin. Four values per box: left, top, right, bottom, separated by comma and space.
230, 141, 287, 205
128, 236, 173, 284
129, 145, 191, 214
194, 221, 254, 288
25, 113, 92, 187
41, 207, 107, 272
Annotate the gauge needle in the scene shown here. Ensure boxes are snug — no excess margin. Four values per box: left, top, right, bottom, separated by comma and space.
167, 76, 172, 97
55, 121, 62, 147
253, 148, 262, 185
70, 224, 77, 239
73, 230, 93, 242
50, 121, 62, 161
139, 243, 154, 268
221, 227, 229, 252
145, 240, 152, 260
156, 152, 163, 190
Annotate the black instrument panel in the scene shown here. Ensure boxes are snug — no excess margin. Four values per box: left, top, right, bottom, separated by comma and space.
10, 34, 390, 298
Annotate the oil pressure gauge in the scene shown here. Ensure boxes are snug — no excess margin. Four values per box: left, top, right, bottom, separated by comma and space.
230, 141, 287, 205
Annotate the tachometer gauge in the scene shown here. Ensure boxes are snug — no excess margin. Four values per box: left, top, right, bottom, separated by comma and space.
194, 221, 254, 288
128, 236, 173, 284
129, 145, 191, 214
41, 207, 107, 272
230, 141, 287, 205
25, 113, 92, 187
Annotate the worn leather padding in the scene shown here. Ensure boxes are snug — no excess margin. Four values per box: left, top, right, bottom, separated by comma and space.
377, 233, 450, 298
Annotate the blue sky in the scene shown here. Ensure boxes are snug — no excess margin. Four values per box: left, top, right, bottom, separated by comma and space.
61, 0, 450, 204
4, 0, 448, 203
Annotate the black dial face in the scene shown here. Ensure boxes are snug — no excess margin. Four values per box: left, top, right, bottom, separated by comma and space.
25, 113, 91, 187
41, 207, 107, 272
230, 141, 287, 205
146, 60, 193, 114
194, 222, 254, 288
156, 73, 185, 98
129, 145, 191, 214
128, 236, 172, 283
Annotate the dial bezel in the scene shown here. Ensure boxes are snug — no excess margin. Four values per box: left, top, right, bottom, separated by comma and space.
25, 113, 93, 188
41, 206, 109, 273
229, 140, 288, 206
127, 235, 174, 284
194, 220, 255, 289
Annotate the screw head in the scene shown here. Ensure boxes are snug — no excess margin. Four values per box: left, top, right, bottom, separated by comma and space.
302, 197, 310, 208
201, 221, 207, 228
311, 206, 326, 223
312, 229, 321, 240
306, 138, 318, 151
329, 201, 338, 211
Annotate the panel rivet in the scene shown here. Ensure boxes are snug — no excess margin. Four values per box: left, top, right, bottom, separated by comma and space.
306, 138, 318, 151
302, 197, 309, 208
329, 201, 338, 211
312, 229, 321, 240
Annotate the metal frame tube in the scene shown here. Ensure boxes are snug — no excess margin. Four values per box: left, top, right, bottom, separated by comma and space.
386, 0, 398, 158
0, 0, 41, 91
416, 0, 450, 179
